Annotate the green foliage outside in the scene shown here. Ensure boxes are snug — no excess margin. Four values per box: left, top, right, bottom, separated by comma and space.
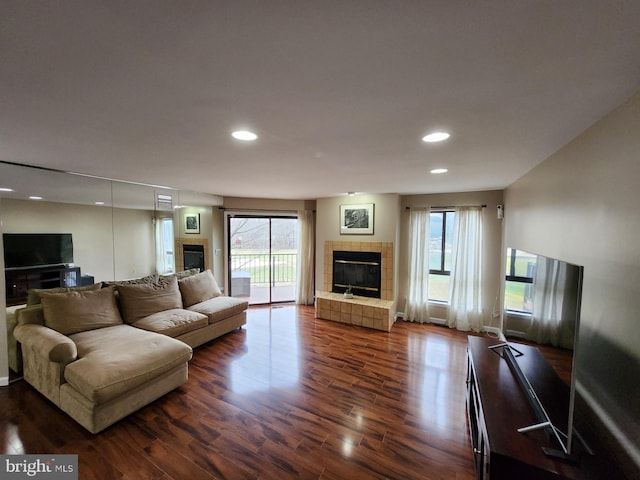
231, 249, 297, 286
504, 282, 530, 312
427, 250, 533, 312
428, 274, 450, 302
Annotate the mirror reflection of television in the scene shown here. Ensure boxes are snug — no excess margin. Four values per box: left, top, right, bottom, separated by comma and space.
503, 248, 584, 456
3, 233, 74, 269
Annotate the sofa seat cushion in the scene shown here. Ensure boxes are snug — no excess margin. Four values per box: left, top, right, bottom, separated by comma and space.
187, 296, 249, 324
132, 308, 208, 337
65, 325, 192, 404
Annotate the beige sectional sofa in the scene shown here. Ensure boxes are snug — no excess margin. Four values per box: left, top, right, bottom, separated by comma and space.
12, 269, 248, 433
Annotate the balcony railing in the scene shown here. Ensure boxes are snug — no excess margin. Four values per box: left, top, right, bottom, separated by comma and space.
230, 252, 297, 287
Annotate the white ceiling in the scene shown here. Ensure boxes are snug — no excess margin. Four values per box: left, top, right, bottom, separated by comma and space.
1, 1, 640, 200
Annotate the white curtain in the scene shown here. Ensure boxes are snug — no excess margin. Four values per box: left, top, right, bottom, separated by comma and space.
154, 216, 174, 275
526, 257, 576, 348
448, 206, 483, 332
406, 208, 431, 323
295, 210, 315, 305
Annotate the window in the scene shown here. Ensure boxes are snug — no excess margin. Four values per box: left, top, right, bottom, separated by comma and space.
155, 217, 175, 274
504, 248, 535, 313
429, 210, 455, 301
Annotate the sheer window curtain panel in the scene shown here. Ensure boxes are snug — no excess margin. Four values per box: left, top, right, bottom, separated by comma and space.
154, 216, 173, 275
296, 210, 315, 305
526, 257, 575, 349
448, 206, 483, 332
406, 208, 431, 323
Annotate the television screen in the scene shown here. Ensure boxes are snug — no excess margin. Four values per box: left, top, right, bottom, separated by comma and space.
503, 248, 584, 455
3, 233, 74, 269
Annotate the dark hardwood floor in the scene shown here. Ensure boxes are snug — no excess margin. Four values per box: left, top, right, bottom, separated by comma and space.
1, 306, 479, 479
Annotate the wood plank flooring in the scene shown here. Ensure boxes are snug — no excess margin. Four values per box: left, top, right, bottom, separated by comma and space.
1, 306, 478, 479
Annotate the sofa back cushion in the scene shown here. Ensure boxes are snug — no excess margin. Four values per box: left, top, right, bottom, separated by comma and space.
40, 285, 123, 335
101, 273, 160, 288
27, 282, 102, 306
178, 270, 222, 307
116, 275, 183, 324
162, 268, 200, 281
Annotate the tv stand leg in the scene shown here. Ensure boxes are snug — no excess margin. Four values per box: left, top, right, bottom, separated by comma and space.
542, 447, 579, 464
518, 421, 552, 434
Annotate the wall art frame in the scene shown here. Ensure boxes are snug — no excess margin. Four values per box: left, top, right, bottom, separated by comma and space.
184, 213, 200, 234
340, 203, 374, 235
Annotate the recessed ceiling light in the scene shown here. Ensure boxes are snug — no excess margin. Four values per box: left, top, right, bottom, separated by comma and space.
430, 168, 448, 174
346, 192, 357, 196
95, 201, 105, 205
29, 196, 43, 200
231, 130, 258, 141
422, 132, 450, 143
0, 187, 14, 192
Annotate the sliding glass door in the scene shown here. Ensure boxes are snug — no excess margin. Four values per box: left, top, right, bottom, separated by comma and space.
227, 215, 297, 305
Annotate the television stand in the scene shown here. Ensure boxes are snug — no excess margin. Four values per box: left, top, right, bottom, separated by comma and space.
5, 264, 81, 306
466, 336, 585, 479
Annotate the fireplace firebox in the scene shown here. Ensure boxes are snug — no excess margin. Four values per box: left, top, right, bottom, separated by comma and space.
332, 250, 381, 299
183, 244, 205, 272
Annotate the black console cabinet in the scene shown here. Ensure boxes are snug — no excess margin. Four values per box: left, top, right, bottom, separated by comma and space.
5, 265, 81, 306
466, 336, 585, 480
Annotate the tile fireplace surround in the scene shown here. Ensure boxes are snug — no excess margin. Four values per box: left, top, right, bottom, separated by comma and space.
316, 241, 396, 332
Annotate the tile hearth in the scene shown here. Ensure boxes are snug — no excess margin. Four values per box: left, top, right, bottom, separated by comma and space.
315, 291, 396, 332
316, 241, 396, 332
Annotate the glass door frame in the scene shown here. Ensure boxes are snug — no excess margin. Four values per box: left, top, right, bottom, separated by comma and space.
225, 213, 297, 305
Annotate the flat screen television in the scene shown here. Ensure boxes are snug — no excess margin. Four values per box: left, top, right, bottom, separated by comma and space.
502, 248, 584, 457
3, 233, 74, 269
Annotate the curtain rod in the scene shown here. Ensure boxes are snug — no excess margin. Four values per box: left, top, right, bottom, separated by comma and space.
405, 204, 487, 210
219, 207, 315, 213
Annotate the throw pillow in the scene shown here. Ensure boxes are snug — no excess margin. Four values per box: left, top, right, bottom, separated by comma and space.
160, 268, 200, 281
178, 269, 222, 307
116, 275, 183, 324
101, 273, 160, 288
40, 285, 123, 335
27, 282, 102, 306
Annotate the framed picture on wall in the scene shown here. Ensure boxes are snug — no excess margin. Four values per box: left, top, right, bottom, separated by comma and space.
340, 203, 374, 235
185, 213, 200, 234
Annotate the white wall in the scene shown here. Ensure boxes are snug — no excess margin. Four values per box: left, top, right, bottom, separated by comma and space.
316, 193, 401, 298
113, 207, 156, 280
504, 90, 640, 468
399, 190, 504, 325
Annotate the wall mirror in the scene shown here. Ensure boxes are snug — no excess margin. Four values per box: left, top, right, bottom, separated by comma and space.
1, 161, 222, 380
